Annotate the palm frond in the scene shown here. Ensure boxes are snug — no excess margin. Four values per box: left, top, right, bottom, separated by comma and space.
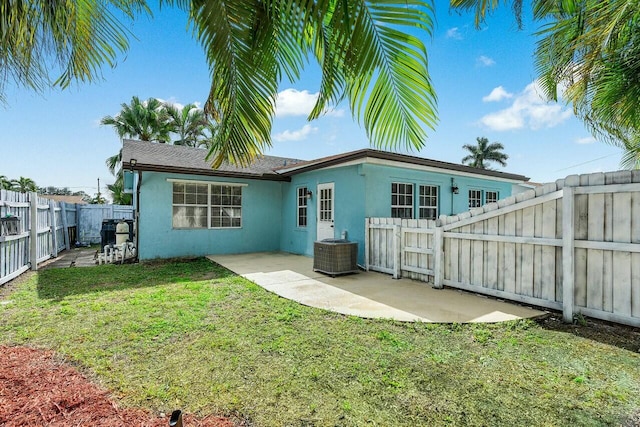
174, 0, 437, 166
0, 0, 150, 97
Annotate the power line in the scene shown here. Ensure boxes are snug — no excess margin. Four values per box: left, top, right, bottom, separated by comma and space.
554, 152, 620, 173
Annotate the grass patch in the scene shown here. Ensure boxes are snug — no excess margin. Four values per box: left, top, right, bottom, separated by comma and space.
1, 258, 639, 426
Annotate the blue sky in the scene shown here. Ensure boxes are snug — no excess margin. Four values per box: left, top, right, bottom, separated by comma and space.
0, 3, 623, 197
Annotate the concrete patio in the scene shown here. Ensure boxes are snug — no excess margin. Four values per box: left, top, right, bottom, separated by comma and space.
207, 252, 545, 323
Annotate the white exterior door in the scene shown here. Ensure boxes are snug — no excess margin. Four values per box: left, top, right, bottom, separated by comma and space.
317, 182, 335, 241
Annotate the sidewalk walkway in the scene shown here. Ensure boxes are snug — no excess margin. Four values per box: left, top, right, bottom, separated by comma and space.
208, 252, 545, 323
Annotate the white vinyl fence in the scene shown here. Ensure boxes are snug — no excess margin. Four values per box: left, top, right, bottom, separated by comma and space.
366, 170, 640, 328
1, 190, 133, 285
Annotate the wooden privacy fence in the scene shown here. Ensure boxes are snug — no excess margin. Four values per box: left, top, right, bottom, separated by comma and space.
365, 170, 640, 328
1, 190, 134, 286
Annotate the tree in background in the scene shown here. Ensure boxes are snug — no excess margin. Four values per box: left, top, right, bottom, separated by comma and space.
101, 96, 172, 177
101, 98, 217, 203
0, 176, 12, 190
165, 103, 209, 147
11, 177, 37, 193
451, 0, 640, 169
462, 137, 508, 170
2, 1, 436, 167
107, 182, 132, 205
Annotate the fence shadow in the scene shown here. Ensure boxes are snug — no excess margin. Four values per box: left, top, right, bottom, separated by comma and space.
36, 258, 234, 301
537, 314, 640, 354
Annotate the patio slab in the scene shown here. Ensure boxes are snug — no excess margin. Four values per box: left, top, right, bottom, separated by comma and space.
207, 252, 546, 323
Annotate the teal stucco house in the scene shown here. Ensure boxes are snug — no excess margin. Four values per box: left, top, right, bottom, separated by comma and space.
122, 140, 529, 263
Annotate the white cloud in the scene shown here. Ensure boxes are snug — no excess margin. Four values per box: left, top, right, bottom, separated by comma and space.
477, 55, 495, 67
273, 124, 318, 142
156, 98, 201, 110
275, 88, 344, 117
446, 27, 463, 40
575, 136, 596, 144
479, 81, 573, 131
482, 86, 513, 102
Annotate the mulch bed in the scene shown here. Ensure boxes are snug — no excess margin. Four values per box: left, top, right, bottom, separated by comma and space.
0, 346, 236, 427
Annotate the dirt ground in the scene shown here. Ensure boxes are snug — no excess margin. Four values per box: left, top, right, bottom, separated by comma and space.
0, 346, 240, 427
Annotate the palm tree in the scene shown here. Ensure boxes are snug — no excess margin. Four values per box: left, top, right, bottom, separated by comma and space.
462, 137, 508, 169
101, 96, 172, 143
451, 0, 640, 165
3, 1, 437, 167
11, 177, 37, 193
0, 176, 12, 190
107, 181, 132, 205
102, 96, 173, 175
165, 103, 208, 147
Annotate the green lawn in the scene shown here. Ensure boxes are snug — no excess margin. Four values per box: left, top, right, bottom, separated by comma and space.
1, 258, 638, 426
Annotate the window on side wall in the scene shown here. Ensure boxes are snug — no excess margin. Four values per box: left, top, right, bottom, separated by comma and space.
391, 182, 413, 218
172, 183, 208, 228
211, 184, 242, 228
485, 191, 498, 204
172, 182, 243, 229
419, 185, 438, 220
297, 187, 308, 227
468, 189, 482, 209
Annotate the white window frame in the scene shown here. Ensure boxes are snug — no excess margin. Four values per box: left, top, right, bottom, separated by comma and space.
210, 184, 243, 228
172, 182, 209, 229
391, 182, 414, 219
485, 191, 498, 204
469, 189, 482, 209
419, 185, 439, 220
169, 179, 246, 229
297, 186, 308, 228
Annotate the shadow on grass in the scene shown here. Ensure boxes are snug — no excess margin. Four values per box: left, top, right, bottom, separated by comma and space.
36, 258, 235, 301
536, 314, 640, 354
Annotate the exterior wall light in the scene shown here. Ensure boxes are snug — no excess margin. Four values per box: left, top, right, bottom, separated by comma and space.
452, 183, 459, 194
306, 190, 313, 199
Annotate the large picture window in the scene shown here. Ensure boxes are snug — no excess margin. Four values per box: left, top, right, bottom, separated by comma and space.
297, 187, 308, 227
172, 182, 243, 229
391, 182, 413, 218
419, 185, 438, 220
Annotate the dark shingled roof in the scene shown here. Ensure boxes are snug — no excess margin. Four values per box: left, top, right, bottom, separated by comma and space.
276, 149, 530, 182
121, 140, 529, 183
121, 139, 304, 181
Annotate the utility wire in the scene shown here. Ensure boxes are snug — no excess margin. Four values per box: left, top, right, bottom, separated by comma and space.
554, 152, 619, 173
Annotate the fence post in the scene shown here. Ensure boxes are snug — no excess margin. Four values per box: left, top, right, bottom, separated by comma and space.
49, 200, 58, 257
364, 219, 370, 271
30, 192, 38, 271
433, 226, 444, 289
562, 185, 575, 323
60, 202, 70, 250
393, 224, 401, 279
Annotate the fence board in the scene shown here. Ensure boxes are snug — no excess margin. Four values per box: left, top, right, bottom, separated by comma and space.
586, 173, 604, 310
486, 217, 498, 289
632, 191, 640, 317
541, 199, 557, 301
612, 191, 632, 316
520, 206, 534, 297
